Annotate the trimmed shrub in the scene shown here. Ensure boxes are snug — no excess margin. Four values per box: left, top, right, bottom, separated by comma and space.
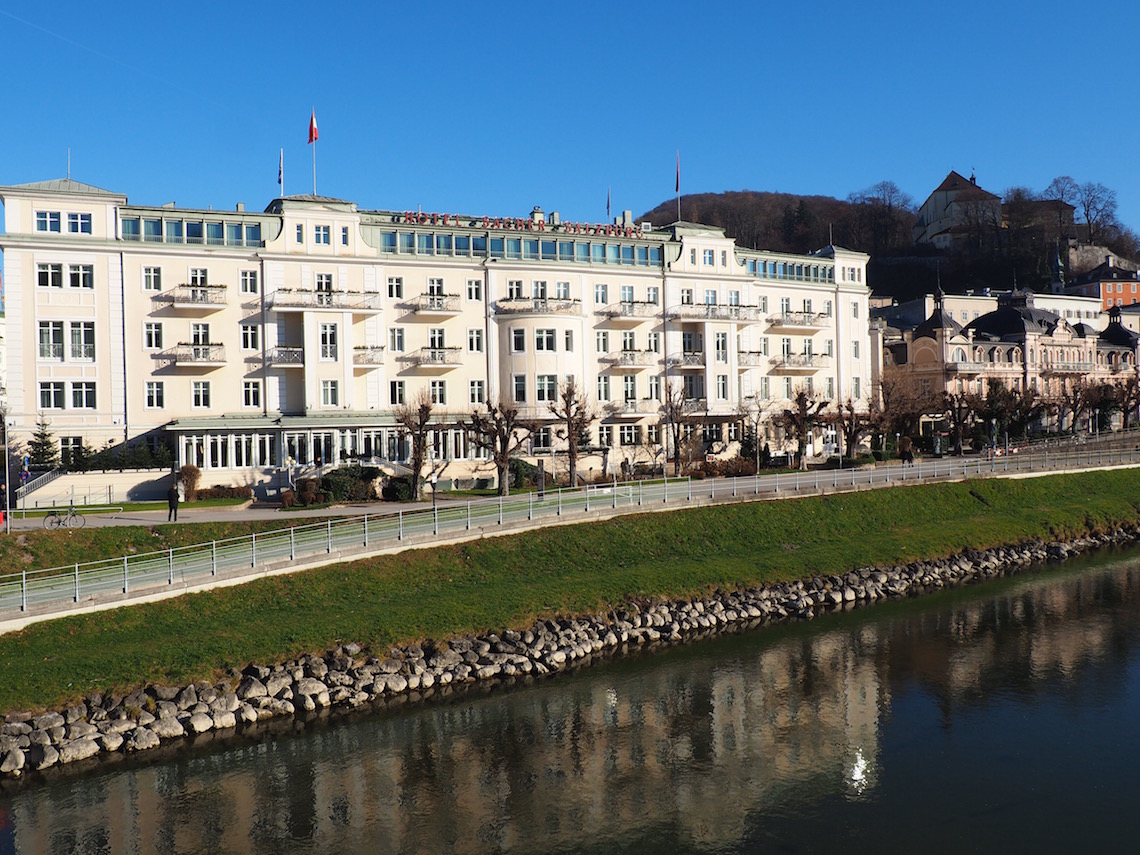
178, 465, 201, 501
382, 476, 414, 502
194, 485, 254, 501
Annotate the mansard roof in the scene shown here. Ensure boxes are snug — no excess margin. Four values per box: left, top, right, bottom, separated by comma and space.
964, 290, 1064, 340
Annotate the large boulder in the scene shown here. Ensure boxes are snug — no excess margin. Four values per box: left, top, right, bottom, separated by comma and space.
58, 738, 100, 764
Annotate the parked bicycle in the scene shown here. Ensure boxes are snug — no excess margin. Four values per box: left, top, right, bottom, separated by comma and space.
44, 506, 86, 529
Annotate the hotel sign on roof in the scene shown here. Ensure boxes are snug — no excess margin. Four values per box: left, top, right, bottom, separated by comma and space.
390, 211, 647, 239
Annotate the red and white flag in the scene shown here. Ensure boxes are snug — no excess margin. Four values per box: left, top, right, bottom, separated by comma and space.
675, 151, 680, 194
308, 110, 318, 144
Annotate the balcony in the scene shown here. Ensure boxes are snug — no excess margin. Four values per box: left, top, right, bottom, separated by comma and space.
496, 297, 582, 316
737, 351, 767, 368
605, 398, 661, 417
38, 344, 64, 361
666, 351, 706, 369
681, 398, 709, 413
602, 350, 657, 369
154, 284, 228, 312
601, 301, 659, 324
401, 347, 463, 369
405, 294, 462, 316
352, 345, 386, 367
155, 343, 226, 367
768, 311, 830, 330
1041, 361, 1096, 375
264, 346, 305, 367
769, 353, 829, 373
945, 361, 982, 376
668, 303, 762, 323
268, 289, 383, 313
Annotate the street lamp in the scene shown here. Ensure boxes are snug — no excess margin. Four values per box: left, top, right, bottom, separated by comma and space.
430, 472, 438, 509
2, 410, 9, 535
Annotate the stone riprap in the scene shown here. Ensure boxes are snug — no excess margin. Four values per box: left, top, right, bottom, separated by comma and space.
3, 527, 1136, 784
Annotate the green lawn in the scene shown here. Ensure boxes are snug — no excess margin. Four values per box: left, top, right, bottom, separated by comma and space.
1, 469, 1138, 714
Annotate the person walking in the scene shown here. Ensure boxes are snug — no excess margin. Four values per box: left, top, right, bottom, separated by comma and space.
167, 480, 180, 522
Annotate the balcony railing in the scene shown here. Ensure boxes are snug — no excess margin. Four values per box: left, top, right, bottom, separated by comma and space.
681, 398, 708, 413
402, 347, 463, 367
264, 346, 305, 365
353, 346, 386, 365
1041, 361, 1097, 374
602, 350, 657, 367
38, 344, 64, 360
602, 300, 659, 320
496, 297, 582, 316
769, 310, 830, 328
769, 353, 828, 372
269, 289, 383, 312
70, 344, 95, 360
407, 294, 462, 314
737, 351, 767, 367
156, 343, 226, 364
156, 284, 228, 307
667, 351, 706, 368
668, 303, 762, 322
605, 398, 661, 415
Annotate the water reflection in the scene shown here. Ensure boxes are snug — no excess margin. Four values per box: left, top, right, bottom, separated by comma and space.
4, 556, 1140, 854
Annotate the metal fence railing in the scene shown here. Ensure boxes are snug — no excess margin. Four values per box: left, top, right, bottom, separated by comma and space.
4, 446, 1140, 625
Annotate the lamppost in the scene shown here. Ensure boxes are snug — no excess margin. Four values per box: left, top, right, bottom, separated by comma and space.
430, 472, 438, 509
2, 409, 10, 535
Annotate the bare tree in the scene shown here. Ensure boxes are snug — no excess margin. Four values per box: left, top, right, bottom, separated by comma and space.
393, 389, 435, 501
548, 377, 595, 487
1054, 379, 1090, 435
1116, 375, 1140, 431
661, 380, 689, 476
1077, 182, 1118, 245
774, 387, 829, 470
877, 362, 926, 439
942, 390, 982, 455
1043, 175, 1079, 240
737, 397, 767, 472
464, 398, 535, 497
828, 397, 873, 460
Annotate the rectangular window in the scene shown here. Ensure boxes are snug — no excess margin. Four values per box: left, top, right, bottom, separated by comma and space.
536, 374, 557, 402
70, 322, 95, 360
40, 382, 65, 409
241, 324, 260, 350
315, 225, 330, 245
37, 263, 63, 288
320, 323, 338, 360
853, 377, 861, 398
469, 380, 486, 405
428, 328, 445, 349
623, 375, 636, 401
536, 329, 555, 351
240, 270, 258, 294
36, 211, 61, 232
296, 224, 304, 243
468, 328, 484, 352
38, 321, 64, 360
512, 329, 526, 352
649, 375, 661, 400
622, 331, 636, 351
533, 280, 547, 299
620, 425, 639, 446
390, 380, 405, 405
715, 332, 728, 363
596, 331, 609, 353
321, 380, 339, 406
681, 288, 693, 305
427, 277, 444, 296
146, 381, 164, 408
853, 341, 860, 359
703, 249, 715, 265
341, 226, 349, 246
189, 268, 208, 286
556, 281, 570, 300
565, 330, 574, 351
824, 300, 832, 316
69, 382, 96, 409
68, 213, 92, 234
705, 289, 717, 305
647, 285, 659, 305
513, 374, 527, 403
783, 377, 793, 399
430, 380, 446, 405
507, 280, 524, 299
853, 303, 860, 318
533, 427, 552, 450
145, 323, 163, 350
648, 332, 661, 352
243, 381, 262, 408
144, 267, 162, 291
191, 323, 210, 345
827, 377, 835, 399
759, 376, 770, 400
599, 426, 613, 446
597, 375, 610, 401
193, 381, 211, 408
389, 327, 405, 352
620, 285, 635, 303
388, 277, 404, 299
647, 424, 660, 444
68, 264, 94, 288
594, 283, 608, 304
826, 339, 834, 357
467, 279, 483, 300
716, 374, 728, 400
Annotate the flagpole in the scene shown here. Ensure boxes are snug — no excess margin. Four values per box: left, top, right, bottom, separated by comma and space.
311, 107, 317, 195
279, 148, 284, 198
675, 150, 681, 222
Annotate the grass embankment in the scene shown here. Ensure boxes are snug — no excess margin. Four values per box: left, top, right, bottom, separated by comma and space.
2, 470, 1139, 713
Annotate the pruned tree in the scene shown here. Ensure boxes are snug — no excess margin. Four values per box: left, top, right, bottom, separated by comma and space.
829, 397, 873, 460
661, 380, 689, 476
877, 362, 926, 441
548, 377, 595, 487
977, 380, 1042, 444
737, 397, 768, 472
393, 389, 435, 500
774, 387, 829, 470
1116, 375, 1140, 431
465, 398, 535, 497
942, 390, 983, 455
1084, 381, 1121, 433
1054, 379, 1090, 435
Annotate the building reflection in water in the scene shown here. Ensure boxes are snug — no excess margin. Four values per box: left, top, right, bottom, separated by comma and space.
5, 560, 1140, 854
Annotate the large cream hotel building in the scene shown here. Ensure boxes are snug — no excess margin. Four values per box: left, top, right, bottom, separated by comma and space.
0, 178, 871, 491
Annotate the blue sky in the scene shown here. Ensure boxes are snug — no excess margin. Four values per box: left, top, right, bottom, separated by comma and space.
2, 0, 1138, 238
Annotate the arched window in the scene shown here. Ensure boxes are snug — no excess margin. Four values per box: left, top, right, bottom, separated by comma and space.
952, 347, 967, 363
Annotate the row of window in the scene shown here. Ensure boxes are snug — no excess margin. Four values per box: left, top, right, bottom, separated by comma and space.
36, 263, 93, 289
143, 380, 263, 410
743, 257, 836, 284
376, 232, 665, 267
38, 382, 97, 409
37, 322, 95, 360
120, 218, 263, 247
36, 211, 91, 234
297, 224, 350, 247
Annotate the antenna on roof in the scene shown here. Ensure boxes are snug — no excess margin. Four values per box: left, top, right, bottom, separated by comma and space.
67, 148, 70, 180
829, 223, 833, 245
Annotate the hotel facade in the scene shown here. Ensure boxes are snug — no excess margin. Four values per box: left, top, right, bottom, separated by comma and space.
0, 179, 871, 490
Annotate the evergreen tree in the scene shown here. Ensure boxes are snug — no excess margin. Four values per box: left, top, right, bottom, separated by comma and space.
27, 417, 59, 468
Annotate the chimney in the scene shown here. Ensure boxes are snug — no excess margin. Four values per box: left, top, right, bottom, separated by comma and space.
550, 211, 560, 226
1107, 255, 1114, 268
236, 202, 245, 212
530, 206, 545, 226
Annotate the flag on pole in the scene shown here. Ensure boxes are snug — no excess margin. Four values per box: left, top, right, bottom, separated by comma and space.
675, 151, 680, 193
277, 149, 283, 187
606, 186, 611, 222
308, 110, 319, 144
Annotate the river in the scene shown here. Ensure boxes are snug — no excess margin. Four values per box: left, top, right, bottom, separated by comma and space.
3, 546, 1140, 854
